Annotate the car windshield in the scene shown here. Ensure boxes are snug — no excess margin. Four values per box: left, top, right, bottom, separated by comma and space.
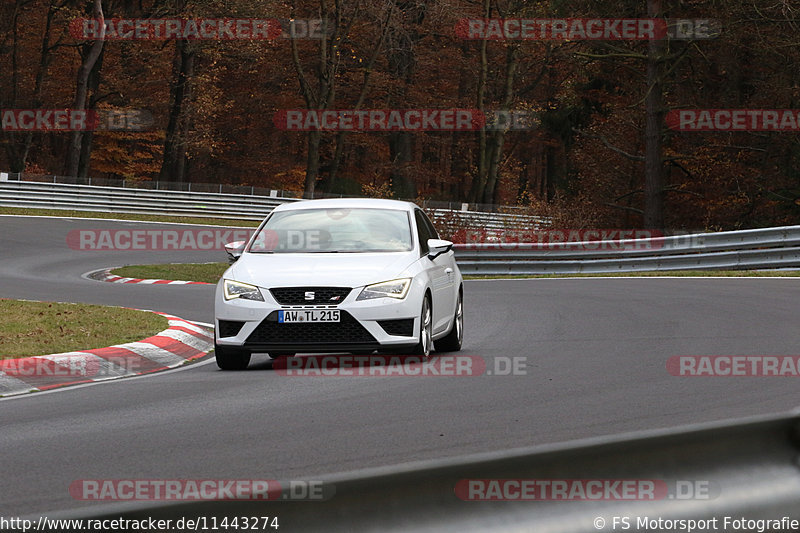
248, 207, 413, 253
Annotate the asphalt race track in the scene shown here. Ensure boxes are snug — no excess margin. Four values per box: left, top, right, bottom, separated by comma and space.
2, 215, 800, 517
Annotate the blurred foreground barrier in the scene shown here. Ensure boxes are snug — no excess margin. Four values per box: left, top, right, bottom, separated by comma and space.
38, 412, 800, 532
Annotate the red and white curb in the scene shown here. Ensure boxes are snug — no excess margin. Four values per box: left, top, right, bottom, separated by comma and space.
85, 267, 212, 285
0, 312, 213, 397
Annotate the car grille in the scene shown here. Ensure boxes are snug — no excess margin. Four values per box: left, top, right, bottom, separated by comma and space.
218, 320, 245, 338
377, 319, 415, 337
245, 311, 376, 345
269, 287, 352, 305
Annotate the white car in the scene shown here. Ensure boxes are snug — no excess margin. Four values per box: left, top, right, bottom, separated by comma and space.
213, 198, 463, 370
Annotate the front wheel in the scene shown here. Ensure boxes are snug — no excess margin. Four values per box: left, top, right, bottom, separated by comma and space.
411, 295, 433, 357
215, 343, 251, 370
435, 291, 463, 352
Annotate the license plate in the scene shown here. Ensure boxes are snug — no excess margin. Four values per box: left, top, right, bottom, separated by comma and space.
278, 310, 340, 323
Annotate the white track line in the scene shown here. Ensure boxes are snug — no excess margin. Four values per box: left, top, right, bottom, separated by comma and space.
0, 358, 217, 403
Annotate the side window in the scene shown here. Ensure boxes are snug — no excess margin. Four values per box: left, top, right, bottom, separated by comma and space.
420, 210, 439, 239
415, 210, 433, 254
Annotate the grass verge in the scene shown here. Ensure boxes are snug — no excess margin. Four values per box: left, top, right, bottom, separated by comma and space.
0, 300, 169, 359
110, 263, 800, 284
111, 263, 229, 284
0, 206, 260, 227
465, 270, 800, 279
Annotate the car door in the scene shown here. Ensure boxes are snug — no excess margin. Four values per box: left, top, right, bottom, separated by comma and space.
415, 209, 456, 334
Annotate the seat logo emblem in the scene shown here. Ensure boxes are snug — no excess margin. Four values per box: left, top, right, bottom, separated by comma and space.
304, 291, 315, 300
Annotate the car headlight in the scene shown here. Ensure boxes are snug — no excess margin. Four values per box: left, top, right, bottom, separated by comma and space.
223, 279, 264, 301
357, 278, 411, 301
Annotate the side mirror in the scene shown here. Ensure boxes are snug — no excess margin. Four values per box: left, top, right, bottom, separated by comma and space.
224, 241, 246, 263
427, 238, 453, 260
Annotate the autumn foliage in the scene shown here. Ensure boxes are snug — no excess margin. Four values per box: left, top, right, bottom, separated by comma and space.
2, 0, 799, 230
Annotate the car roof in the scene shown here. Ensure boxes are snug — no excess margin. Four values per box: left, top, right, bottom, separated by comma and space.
272, 197, 419, 212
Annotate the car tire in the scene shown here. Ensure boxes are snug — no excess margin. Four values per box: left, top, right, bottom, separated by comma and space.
215, 343, 251, 370
412, 295, 433, 357
435, 290, 463, 352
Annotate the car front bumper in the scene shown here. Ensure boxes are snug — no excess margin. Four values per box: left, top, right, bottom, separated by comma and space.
214, 283, 423, 354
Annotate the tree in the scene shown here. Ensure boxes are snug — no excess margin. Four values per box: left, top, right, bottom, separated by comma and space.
64, 0, 104, 177
643, 0, 664, 229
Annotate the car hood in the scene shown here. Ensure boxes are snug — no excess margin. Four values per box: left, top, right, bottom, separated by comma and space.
227, 251, 419, 288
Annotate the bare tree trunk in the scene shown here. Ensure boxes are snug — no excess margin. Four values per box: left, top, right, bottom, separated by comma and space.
484, 136, 504, 205
290, 0, 344, 196
382, 0, 425, 199
78, 46, 104, 178
18, 1, 60, 171
482, 45, 519, 206
324, 3, 394, 193
159, 37, 195, 183
389, 131, 415, 198
65, 0, 104, 177
4, 0, 52, 172
467, 0, 491, 204
3, 1, 23, 170
545, 146, 556, 201
305, 129, 322, 196
644, 0, 665, 229
388, 135, 416, 198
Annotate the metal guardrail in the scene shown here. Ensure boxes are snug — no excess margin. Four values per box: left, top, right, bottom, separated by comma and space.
0, 171, 544, 214
453, 226, 800, 274
2, 178, 798, 273
0, 180, 291, 220
39, 412, 800, 532
0, 179, 547, 230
